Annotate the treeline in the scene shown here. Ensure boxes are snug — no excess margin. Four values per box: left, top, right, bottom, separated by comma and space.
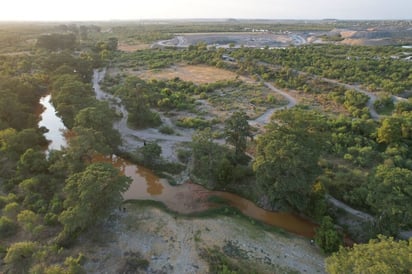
232, 45, 412, 94
105, 41, 412, 241
0, 34, 129, 273
191, 105, 412, 258
117, 43, 228, 69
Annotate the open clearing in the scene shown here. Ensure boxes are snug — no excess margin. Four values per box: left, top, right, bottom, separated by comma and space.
118, 42, 151, 52
120, 64, 288, 121
130, 64, 243, 84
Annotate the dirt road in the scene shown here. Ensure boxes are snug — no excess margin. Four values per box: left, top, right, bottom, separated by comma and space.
93, 69, 298, 160
250, 80, 297, 125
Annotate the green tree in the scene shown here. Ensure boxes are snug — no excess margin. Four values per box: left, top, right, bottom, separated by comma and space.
326, 235, 412, 274
314, 216, 343, 254
0, 216, 18, 238
58, 163, 131, 243
74, 103, 121, 150
377, 117, 402, 144
366, 165, 412, 235
344, 90, 369, 109
377, 113, 412, 146
253, 109, 326, 211
36, 33, 77, 51
224, 111, 252, 158
4, 241, 39, 274
51, 74, 95, 129
139, 142, 162, 166
16, 148, 48, 179
17, 210, 43, 237
69, 127, 113, 164
191, 128, 222, 181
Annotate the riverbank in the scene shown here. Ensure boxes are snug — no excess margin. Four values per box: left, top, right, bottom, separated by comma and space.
82, 202, 326, 273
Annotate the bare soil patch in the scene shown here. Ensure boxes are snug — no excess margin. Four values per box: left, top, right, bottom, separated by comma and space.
118, 43, 151, 52
180, 32, 294, 47
82, 203, 326, 274
130, 64, 242, 84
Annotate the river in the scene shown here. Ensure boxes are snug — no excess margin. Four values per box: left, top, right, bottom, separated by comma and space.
38, 94, 67, 151
37, 71, 318, 238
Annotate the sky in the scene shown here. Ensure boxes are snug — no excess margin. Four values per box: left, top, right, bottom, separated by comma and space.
1, 0, 411, 21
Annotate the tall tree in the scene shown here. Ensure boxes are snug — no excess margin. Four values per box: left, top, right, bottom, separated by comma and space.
253, 109, 326, 211
191, 128, 221, 181
224, 111, 252, 158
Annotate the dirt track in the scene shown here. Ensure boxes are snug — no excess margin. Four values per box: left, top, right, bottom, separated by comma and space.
93, 68, 297, 161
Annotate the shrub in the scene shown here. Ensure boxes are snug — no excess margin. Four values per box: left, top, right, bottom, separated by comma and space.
0, 195, 8, 209
315, 216, 343, 254
177, 149, 191, 163
4, 241, 38, 273
3, 202, 20, 218
0, 216, 18, 238
176, 117, 211, 129
159, 125, 175, 135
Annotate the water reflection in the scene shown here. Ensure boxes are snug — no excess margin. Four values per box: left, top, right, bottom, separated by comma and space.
38, 95, 67, 151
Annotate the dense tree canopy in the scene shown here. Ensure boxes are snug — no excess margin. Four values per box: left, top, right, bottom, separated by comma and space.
326, 235, 412, 274
253, 109, 327, 211
58, 163, 131, 241
36, 33, 77, 51
367, 165, 412, 234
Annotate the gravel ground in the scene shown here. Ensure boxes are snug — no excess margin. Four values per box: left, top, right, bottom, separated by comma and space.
83, 204, 326, 274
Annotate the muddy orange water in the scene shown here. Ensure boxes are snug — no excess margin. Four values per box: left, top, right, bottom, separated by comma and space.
39, 95, 317, 238
96, 155, 317, 238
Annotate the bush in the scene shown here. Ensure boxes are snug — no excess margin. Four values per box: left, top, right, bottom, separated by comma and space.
176, 117, 211, 129
3, 202, 20, 218
139, 142, 162, 166
0, 195, 8, 209
0, 216, 18, 238
315, 216, 343, 254
159, 125, 175, 135
0, 244, 6, 259
177, 149, 191, 163
44, 213, 59, 226
4, 241, 38, 273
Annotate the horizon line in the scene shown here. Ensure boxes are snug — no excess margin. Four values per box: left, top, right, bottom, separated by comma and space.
1, 17, 412, 23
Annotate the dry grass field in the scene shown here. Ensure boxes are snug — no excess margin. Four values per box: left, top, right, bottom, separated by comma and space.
130, 64, 244, 84
118, 42, 151, 52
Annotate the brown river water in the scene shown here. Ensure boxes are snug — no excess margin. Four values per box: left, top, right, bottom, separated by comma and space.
96, 155, 317, 238
39, 92, 317, 239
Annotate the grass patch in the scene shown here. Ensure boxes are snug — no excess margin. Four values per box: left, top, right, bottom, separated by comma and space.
133, 64, 240, 85
375, 104, 395, 116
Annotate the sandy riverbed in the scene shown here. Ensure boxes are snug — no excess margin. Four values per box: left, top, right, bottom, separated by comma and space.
82, 203, 326, 274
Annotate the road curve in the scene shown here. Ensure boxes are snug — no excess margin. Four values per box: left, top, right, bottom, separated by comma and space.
319, 77, 380, 120
251, 80, 297, 125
